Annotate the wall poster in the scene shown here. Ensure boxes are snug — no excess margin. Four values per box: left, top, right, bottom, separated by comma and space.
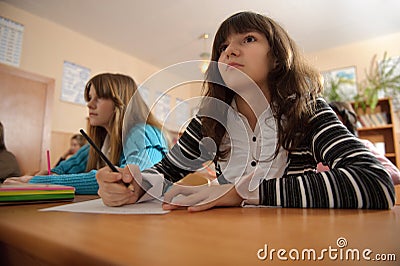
60, 61, 91, 105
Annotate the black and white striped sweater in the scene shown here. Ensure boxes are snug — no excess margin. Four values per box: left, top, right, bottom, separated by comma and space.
143, 98, 395, 209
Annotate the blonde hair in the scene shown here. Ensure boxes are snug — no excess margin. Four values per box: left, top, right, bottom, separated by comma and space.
84, 73, 162, 171
71, 134, 86, 147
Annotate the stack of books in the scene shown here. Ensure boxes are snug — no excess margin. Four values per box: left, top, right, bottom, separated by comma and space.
357, 112, 388, 128
0, 184, 75, 204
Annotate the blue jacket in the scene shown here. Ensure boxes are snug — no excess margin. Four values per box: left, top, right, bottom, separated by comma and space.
29, 124, 168, 194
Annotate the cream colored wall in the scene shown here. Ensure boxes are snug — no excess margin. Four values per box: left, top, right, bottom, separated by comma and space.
0, 2, 161, 134
306, 32, 400, 83
1, 2, 198, 164
2, 1, 399, 132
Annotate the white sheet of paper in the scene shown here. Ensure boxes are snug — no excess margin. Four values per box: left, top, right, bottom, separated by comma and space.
39, 198, 169, 214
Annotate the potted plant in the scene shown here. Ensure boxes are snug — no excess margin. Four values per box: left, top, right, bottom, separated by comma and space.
323, 75, 355, 102
354, 52, 400, 112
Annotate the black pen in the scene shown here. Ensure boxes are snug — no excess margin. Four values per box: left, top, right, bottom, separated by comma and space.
80, 129, 131, 188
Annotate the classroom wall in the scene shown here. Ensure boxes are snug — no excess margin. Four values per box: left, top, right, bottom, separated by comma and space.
0, 2, 198, 164
3, 2, 399, 125
0, 2, 166, 134
306, 32, 400, 82
1, 2, 399, 155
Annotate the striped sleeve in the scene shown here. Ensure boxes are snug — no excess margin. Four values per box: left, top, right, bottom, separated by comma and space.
259, 98, 395, 209
143, 116, 213, 183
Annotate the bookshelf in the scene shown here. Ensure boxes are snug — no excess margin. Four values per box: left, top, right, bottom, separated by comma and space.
353, 98, 399, 167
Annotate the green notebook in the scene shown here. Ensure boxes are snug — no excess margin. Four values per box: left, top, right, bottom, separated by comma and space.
0, 184, 75, 204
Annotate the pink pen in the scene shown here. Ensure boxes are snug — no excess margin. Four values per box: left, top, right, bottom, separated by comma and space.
46, 150, 51, 175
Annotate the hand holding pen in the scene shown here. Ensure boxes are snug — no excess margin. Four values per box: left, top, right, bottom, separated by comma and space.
96, 165, 145, 206
80, 129, 145, 206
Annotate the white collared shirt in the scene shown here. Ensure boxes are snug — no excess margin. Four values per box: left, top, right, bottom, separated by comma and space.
141, 100, 288, 204
216, 100, 288, 204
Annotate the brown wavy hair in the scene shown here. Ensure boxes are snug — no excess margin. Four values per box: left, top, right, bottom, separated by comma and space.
200, 11, 323, 160
84, 73, 162, 171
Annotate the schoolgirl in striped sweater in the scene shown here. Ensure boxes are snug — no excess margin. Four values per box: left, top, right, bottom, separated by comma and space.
96, 11, 395, 210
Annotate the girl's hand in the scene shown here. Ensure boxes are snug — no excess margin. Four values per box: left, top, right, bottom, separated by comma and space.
3, 175, 33, 184
96, 165, 144, 207
163, 183, 243, 212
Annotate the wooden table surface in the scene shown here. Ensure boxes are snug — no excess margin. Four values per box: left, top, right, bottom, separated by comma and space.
0, 195, 399, 265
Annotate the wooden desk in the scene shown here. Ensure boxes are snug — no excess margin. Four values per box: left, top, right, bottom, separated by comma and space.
0, 196, 399, 266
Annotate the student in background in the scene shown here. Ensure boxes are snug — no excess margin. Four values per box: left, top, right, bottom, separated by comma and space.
33, 134, 87, 176
4, 73, 168, 194
0, 122, 21, 182
317, 101, 400, 185
96, 11, 394, 210
55, 134, 87, 166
